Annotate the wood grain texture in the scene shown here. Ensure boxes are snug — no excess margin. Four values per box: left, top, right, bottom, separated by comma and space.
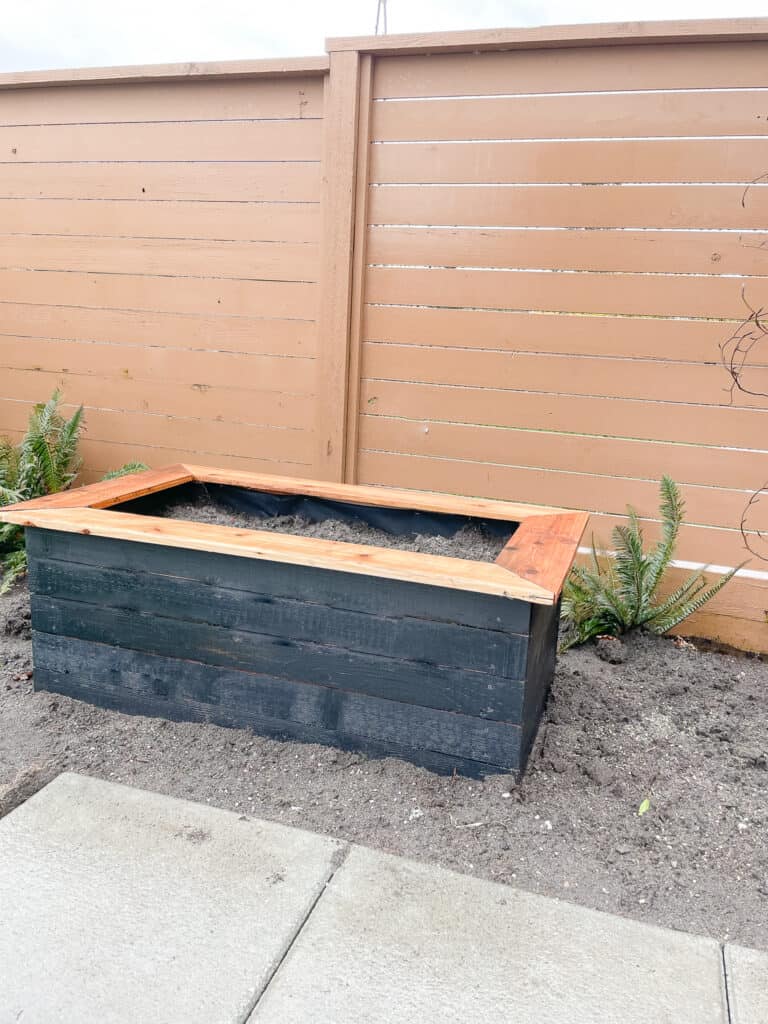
371, 43, 768, 96
367, 185, 768, 231
315, 49, 362, 480
497, 514, 589, 597
2, 464, 191, 511
1, 504, 553, 603
370, 139, 768, 186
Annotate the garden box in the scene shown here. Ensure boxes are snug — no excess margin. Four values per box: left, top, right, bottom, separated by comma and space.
1, 465, 587, 776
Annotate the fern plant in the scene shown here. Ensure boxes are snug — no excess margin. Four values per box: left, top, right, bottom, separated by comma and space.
0, 390, 85, 592
560, 476, 742, 650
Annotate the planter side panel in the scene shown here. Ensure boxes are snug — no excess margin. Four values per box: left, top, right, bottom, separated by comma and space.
27, 528, 534, 775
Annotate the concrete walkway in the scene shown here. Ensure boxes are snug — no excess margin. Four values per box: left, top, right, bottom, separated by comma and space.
0, 774, 764, 1024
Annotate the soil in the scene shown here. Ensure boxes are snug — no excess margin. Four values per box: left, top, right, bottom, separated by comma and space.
1, 579, 766, 950
162, 496, 508, 562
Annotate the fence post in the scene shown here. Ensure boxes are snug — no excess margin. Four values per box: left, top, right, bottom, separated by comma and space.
314, 47, 369, 482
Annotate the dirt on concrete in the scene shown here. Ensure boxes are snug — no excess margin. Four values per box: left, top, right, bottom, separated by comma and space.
1, 579, 766, 950
162, 496, 509, 562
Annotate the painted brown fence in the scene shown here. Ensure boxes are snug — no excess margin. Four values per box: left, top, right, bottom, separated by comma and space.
1, 19, 767, 651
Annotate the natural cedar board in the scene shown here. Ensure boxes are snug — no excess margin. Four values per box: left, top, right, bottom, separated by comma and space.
370, 43, 768, 96
364, 267, 757, 321
366, 228, 768, 279
362, 306, 767, 364
369, 139, 768, 186
0, 162, 322, 202
370, 91, 768, 142
366, 185, 768, 231
498, 514, 590, 595
0, 340, 316, 393
358, 379, 768, 451
315, 49, 363, 480
185, 464, 565, 521
0, 204, 321, 244
0, 119, 322, 162
360, 343, 768, 411
357, 415, 766, 492
3, 464, 191, 510
0, 506, 554, 603
0, 76, 324, 123
1, 368, 316, 429
354, 450, 753, 532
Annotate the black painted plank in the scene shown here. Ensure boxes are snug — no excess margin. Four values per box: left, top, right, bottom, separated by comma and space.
32, 596, 525, 723
28, 558, 527, 679
32, 632, 521, 771
519, 600, 561, 769
26, 528, 530, 635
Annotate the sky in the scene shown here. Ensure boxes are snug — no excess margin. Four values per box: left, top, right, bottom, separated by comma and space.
0, 0, 767, 72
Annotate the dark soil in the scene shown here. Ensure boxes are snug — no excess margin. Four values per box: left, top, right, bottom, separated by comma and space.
162, 497, 508, 562
1, 579, 766, 950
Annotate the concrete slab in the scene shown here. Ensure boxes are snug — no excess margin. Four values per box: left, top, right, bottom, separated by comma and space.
0, 773, 346, 1024
251, 844, 728, 1024
725, 944, 768, 1024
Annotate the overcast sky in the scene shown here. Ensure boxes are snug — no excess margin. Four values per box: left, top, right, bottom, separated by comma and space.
0, 0, 766, 72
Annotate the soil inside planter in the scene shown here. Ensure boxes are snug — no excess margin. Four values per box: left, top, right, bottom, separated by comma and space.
140, 485, 511, 562
2, 578, 766, 950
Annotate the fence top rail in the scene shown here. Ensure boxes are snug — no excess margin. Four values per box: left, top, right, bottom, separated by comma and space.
326, 16, 768, 54
0, 55, 330, 91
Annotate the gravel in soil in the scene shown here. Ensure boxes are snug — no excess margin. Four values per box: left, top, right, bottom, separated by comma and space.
1, 580, 766, 950
161, 496, 509, 562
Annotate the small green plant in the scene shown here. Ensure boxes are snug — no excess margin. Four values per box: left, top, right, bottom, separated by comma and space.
560, 476, 742, 651
0, 390, 85, 592
101, 462, 150, 481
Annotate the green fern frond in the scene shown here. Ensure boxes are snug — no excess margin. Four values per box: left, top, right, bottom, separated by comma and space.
101, 461, 150, 481
560, 474, 743, 649
0, 547, 27, 593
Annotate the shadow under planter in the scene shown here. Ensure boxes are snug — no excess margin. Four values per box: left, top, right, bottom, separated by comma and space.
1, 465, 587, 777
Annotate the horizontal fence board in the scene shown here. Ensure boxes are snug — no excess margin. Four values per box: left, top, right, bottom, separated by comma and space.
358, 415, 766, 491
0, 338, 315, 392
669, 611, 768, 653
32, 634, 514, 774
0, 199, 321, 244
2, 291, 317, 340
0, 235, 319, 282
370, 138, 768, 185
372, 43, 768, 98
29, 559, 526, 695
0, 162, 322, 202
365, 266, 757, 319
367, 184, 768, 230
359, 379, 767, 450
0, 77, 324, 125
367, 227, 768, 278
371, 90, 768, 142
31, 604, 521, 765
0, 399, 312, 463
363, 305, 763, 364
355, 450, 750, 531
361, 342, 768, 410
0, 295, 318, 345
26, 529, 529, 634
0, 429, 312, 475
1, 368, 316, 429
0, 269, 319, 318
0, 119, 323, 161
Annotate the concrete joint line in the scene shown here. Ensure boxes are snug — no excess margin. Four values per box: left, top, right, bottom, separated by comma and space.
239, 842, 352, 1024
721, 944, 734, 1024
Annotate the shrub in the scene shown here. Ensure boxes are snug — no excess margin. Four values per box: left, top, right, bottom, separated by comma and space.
0, 390, 85, 592
560, 476, 742, 650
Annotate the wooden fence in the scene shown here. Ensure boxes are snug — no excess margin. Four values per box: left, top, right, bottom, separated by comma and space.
1, 18, 766, 651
